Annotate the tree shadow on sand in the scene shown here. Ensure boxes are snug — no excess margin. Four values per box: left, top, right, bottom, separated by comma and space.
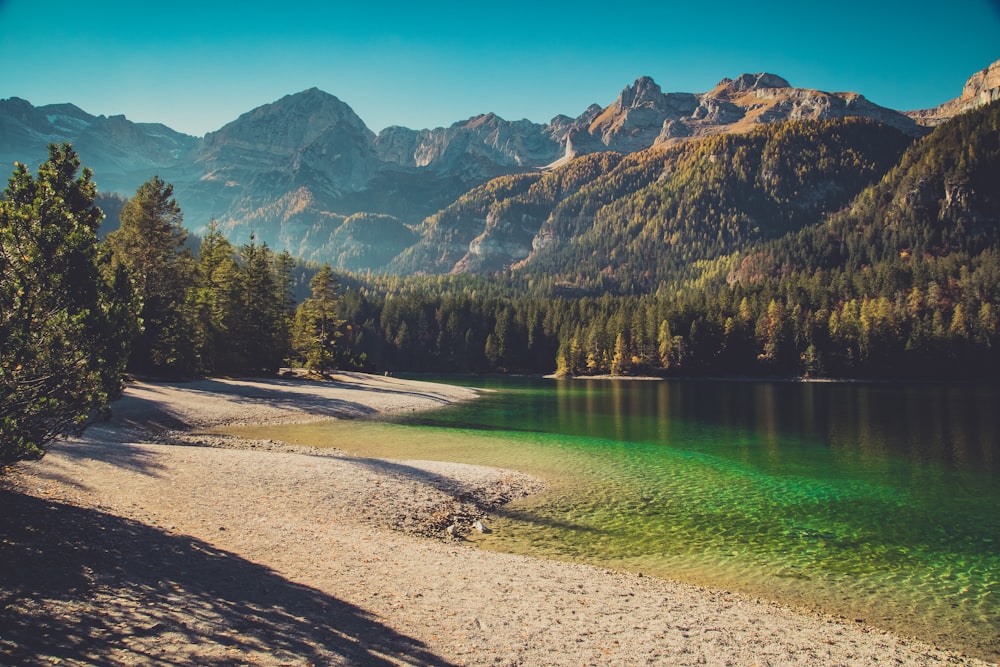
173, 377, 461, 423
0, 489, 456, 666
102, 379, 383, 436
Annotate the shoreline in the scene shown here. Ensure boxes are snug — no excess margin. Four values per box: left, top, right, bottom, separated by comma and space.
1, 373, 990, 665
545, 372, 979, 384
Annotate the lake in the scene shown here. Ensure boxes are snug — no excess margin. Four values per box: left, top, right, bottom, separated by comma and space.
223, 376, 1000, 660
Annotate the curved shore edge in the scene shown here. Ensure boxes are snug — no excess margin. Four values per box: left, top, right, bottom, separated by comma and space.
0, 373, 990, 665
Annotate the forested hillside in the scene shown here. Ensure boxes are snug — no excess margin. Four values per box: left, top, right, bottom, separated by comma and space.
401, 118, 915, 286
337, 102, 1000, 380
523, 118, 916, 290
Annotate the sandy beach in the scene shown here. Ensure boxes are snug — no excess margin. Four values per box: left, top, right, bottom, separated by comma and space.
0, 373, 988, 666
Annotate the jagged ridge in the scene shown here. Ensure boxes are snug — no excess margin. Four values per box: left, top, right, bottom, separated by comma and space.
1, 60, 997, 276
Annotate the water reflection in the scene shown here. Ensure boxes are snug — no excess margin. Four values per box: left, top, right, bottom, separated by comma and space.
473, 378, 992, 474
497, 379, 1000, 476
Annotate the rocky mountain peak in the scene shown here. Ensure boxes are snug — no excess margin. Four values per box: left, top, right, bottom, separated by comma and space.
722, 72, 792, 92
616, 76, 665, 110
578, 104, 604, 123
0, 96, 33, 111
0, 97, 93, 136
374, 111, 563, 174
960, 59, 1000, 105
466, 112, 502, 130
202, 88, 374, 155
0, 97, 44, 128
906, 59, 1000, 126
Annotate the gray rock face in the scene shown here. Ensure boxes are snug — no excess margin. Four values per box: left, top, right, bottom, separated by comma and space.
375, 113, 563, 174
581, 77, 701, 154
199, 88, 378, 193
721, 72, 791, 92
552, 70, 919, 161
907, 59, 1000, 126
453, 207, 540, 274
202, 89, 372, 158
691, 97, 745, 125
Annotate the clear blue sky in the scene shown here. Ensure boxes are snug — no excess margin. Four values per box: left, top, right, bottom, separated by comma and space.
1, 0, 998, 137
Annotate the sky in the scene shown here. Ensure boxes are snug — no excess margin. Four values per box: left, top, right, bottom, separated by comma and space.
1, 0, 999, 137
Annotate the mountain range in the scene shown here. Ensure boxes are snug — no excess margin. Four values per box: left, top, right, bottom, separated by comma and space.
1, 59, 998, 276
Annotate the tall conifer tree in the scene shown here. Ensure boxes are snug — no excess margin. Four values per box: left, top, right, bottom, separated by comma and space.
191, 221, 241, 374
292, 264, 344, 373
105, 176, 195, 377
0, 144, 136, 465
236, 236, 286, 373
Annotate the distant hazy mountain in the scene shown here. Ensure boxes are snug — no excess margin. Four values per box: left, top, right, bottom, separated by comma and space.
1, 60, 997, 274
0, 97, 197, 194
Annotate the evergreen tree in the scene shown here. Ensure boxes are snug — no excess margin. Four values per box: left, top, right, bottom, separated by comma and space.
104, 176, 196, 377
292, 264, 344, 372
1, 144, 136, 465
657, 319, 673, 369
236, 236, 286, 373
190, 221, 241, 374
611, 332, 631, 376
274, 250, 299, 338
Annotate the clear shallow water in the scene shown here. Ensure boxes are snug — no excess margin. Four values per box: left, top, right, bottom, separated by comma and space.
224, 377, 1000, 659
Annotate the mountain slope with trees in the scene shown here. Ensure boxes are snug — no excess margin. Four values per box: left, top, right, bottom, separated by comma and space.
398, 118, 914, 284
334, 101, 1000, 380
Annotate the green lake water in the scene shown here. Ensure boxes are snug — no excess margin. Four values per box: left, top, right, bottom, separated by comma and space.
223, 377, 1000, 660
